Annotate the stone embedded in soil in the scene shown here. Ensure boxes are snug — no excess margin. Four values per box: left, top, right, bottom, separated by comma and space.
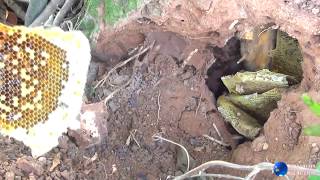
16, 156, 44, 176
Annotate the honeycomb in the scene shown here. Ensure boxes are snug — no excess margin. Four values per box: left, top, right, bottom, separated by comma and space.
0, 23, 91, 157
0, 24, 69, 130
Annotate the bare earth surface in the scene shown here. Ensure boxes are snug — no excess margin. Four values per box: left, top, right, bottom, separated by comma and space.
0, 0, 320, 180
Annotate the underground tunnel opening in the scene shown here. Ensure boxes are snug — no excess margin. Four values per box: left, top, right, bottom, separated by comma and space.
205, 24, 304, 142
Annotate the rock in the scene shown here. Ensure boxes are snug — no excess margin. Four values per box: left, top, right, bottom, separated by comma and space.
16, 156, 44, 176
5, 171, 14, 180
262, 143, 269, 150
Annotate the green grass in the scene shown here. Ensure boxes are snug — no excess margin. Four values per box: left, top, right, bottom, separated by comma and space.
79, 0, 141, 41
302, 94, 320, 136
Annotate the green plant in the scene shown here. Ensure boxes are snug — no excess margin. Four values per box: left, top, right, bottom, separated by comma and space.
302, 94, 320, 136
301, 94, 320, 180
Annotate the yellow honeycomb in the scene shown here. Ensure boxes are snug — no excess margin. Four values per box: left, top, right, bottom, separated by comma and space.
0, 23, 91, 157
0, 24, 68, 130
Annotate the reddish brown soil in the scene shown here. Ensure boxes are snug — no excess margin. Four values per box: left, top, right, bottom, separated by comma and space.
0, 0, 320, 180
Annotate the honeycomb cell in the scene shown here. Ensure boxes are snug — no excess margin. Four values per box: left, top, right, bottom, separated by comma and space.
0, 24, 68, 129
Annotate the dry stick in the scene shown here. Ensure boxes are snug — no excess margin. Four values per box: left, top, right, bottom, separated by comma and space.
203, 134, 229, 147
53, 0, 77, 25
182, 49, 198, 68
3, 0, 26, 20
157, 91, 161, 124
108, 46, 143, 87
129, 130, 141, 148
152, 134, 190, 172
212, 123, 223, 141
30, 0, 65, 27
94, 43, 154, 89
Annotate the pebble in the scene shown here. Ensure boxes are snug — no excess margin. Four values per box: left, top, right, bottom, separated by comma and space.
262, 143, 269, 150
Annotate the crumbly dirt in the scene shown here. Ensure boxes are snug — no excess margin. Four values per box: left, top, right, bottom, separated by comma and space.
0, 0, 320, 180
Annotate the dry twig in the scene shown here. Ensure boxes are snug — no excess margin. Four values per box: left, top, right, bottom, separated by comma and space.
202, 134, 229, 147
182, 49, 198, 68
157, 91, 161, 124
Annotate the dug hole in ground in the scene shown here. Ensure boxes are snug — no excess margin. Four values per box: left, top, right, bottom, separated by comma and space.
2, 0, 320, 179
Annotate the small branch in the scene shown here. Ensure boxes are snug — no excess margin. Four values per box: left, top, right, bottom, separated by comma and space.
129, 130, 141, 148
30, 0, 65, 27
53, 0, 77, 26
